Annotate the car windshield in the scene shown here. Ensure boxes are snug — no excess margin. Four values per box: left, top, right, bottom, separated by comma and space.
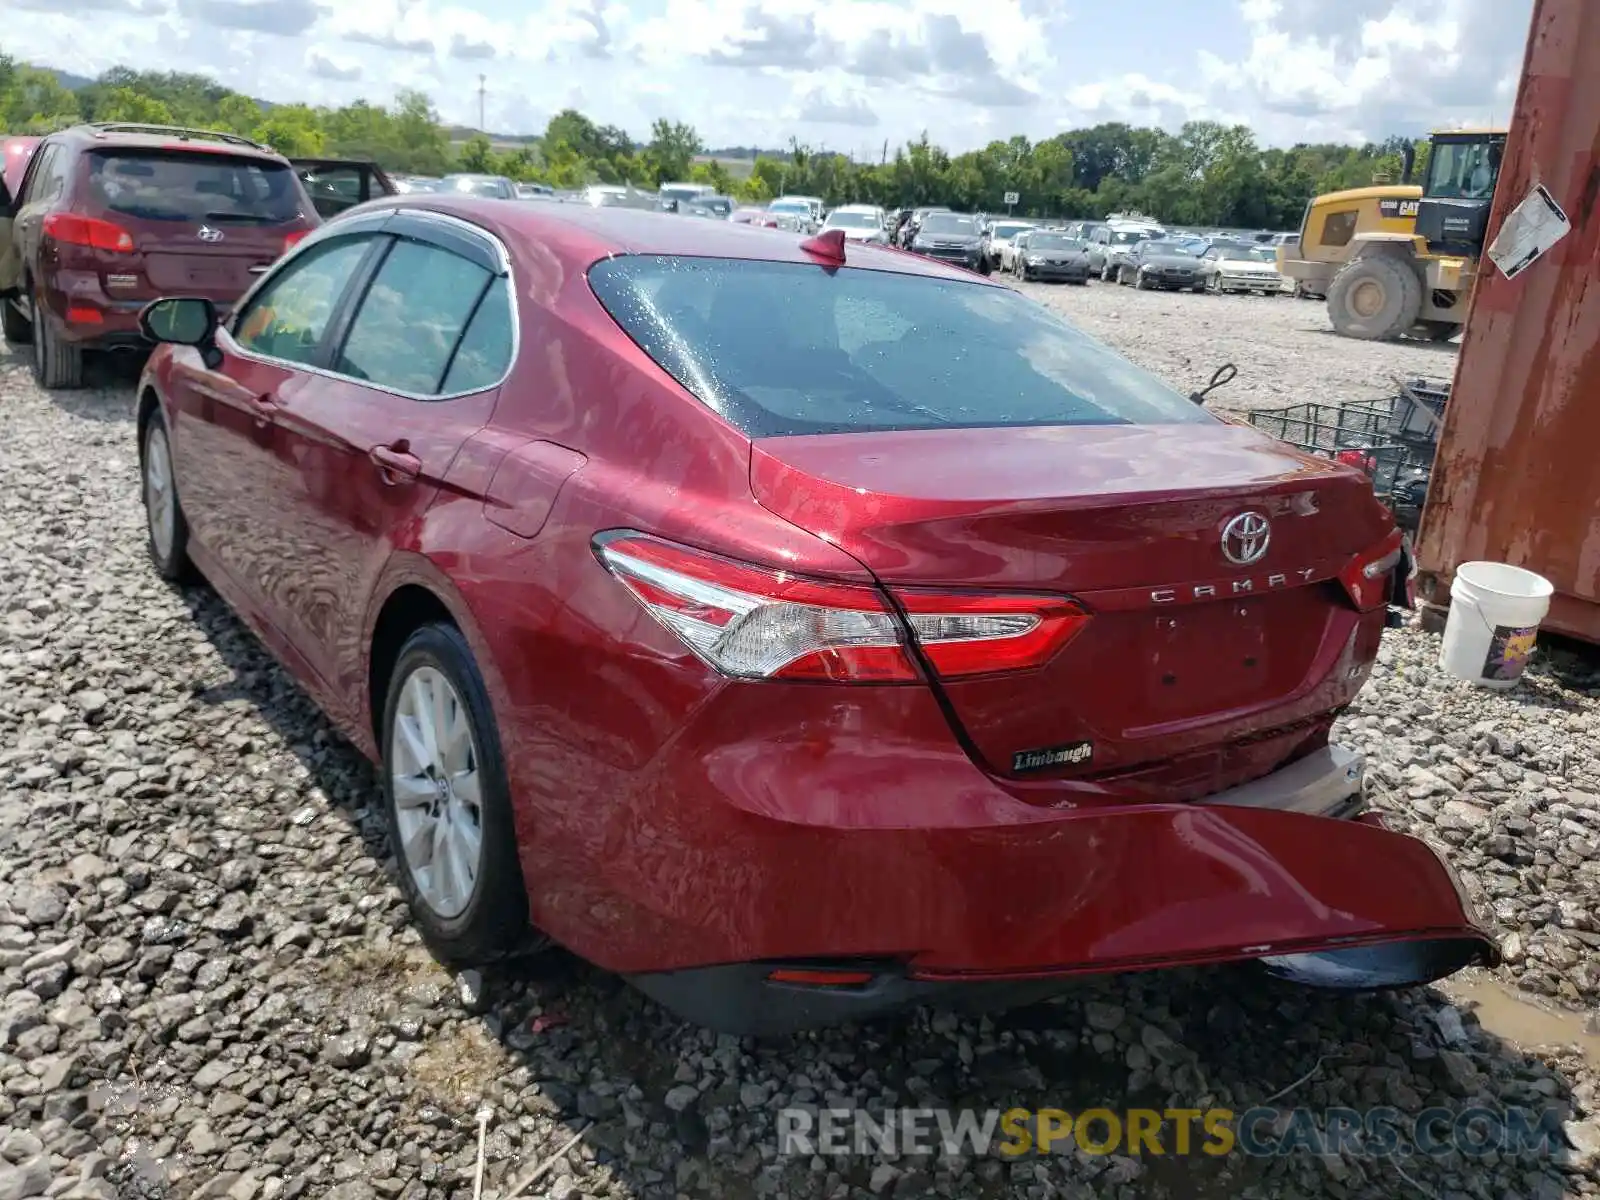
1144, 240, 1199, 255
661, 185, 708, 202
1110, 230, 1149, 245
588, 256, 1213, 437
450, 177, 508, 197
921, 214, 978, 236
826, 211, 880, 229
769, 200, 810, 213
1028, 234, 1080, 250
86, 151, 303, 223
1246, 247, 1279, 262
990, 223, 1032, 239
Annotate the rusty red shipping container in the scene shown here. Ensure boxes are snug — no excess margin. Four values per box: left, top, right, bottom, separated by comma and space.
1415, 0, 1600, 643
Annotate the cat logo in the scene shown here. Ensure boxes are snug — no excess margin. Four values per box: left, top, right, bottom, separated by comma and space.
1378, 198, 1421, 220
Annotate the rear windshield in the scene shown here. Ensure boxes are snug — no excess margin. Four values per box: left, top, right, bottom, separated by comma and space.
86, 151, 303, 224
588, 257, 1212, 437
1029, 234, 1081, 250
826, 211, 879, 229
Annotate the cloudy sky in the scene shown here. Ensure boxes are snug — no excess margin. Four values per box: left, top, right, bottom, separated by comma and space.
2, 0, 1534, 152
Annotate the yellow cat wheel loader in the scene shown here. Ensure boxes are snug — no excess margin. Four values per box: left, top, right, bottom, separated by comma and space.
1277, 129, 1507, 342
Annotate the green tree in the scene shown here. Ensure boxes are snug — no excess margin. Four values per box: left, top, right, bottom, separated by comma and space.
252, 104, 325, 156
641, 118, 701, 185
92, 87, 175, 125
457, 133, 494, 173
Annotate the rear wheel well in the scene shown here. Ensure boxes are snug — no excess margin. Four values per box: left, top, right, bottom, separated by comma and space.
369, 585, 457, 745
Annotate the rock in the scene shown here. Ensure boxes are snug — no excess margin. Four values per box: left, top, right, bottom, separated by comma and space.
664, 1084, 700, 1113
0, 1158, 52, 1200
1084, 1001, 1125, 1032
322, 1033, 371, 1069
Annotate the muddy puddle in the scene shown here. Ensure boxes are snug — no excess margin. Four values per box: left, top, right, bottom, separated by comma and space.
1442, 973, 1600, 1064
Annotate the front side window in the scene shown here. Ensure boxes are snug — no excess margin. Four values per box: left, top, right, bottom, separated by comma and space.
589, 256, 1213, 437
335, 239, 493, 395
233, 236, 376, 365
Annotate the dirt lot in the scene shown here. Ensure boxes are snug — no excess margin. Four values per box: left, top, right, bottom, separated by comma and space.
1015, 277, 1461, 412
2, 283, 1599, 1200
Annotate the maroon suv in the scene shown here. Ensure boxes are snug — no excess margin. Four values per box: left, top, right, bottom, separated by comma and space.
0, 122, 320, 388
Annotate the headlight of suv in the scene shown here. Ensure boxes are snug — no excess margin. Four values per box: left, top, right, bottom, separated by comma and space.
1027, 256, 1044, 265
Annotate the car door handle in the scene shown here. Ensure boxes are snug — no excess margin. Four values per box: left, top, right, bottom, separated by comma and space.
369, 442, 421, 484
247, 393, 279, 426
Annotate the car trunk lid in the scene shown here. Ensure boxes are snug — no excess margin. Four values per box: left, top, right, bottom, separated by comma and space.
751, 421, 1397, 791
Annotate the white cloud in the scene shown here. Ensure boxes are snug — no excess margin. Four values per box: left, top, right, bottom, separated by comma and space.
0, 0, 1534, 149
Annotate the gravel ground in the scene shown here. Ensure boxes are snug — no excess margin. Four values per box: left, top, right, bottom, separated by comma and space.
1015, 277, 1461, 412
2, 299, 1599, 1200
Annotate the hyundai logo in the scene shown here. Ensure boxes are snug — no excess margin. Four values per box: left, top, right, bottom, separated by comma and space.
197, 225, 224, 243
1221, 511, 1271, 565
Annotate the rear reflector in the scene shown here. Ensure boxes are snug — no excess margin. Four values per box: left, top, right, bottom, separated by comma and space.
1338, 529, 1405, 610
42, 213, 134, 253
594, 532, 1089, 683
65, 306, 102, 325
767, 969, 874, 987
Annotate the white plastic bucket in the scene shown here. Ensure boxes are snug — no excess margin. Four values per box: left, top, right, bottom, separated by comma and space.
1438, 561, 1554, 688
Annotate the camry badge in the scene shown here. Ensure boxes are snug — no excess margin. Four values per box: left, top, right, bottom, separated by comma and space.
197, 225, 224, 243
1221, 511, 1271, 566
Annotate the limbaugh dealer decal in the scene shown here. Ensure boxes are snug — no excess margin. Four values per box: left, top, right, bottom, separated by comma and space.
1013, 741, 1094, 773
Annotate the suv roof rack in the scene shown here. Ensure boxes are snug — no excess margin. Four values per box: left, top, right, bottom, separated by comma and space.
82, 123, 273, 153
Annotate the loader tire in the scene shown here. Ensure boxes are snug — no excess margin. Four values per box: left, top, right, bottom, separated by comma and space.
1327, 256, 1422, 341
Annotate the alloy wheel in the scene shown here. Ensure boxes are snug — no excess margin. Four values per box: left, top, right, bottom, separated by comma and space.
143, 425, 176, 563
390, 665, 484, 920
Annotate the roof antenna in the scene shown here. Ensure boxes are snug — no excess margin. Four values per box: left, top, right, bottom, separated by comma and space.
799, 228, 847, 264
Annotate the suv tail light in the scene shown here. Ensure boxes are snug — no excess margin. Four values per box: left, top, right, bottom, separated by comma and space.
282, 230, 310, 255
42, 213, 134, 253
1338, 529, 1405, 611
594, 532, 1089, 683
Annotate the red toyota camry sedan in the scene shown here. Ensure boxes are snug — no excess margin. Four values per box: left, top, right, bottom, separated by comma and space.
134, 198, 1495, 1035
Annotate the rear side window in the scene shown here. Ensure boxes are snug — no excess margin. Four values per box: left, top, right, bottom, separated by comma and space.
588, 257, 1212, 437
441, 279, 513, 394
335, 239, 492, 395
84, 152, 305, 224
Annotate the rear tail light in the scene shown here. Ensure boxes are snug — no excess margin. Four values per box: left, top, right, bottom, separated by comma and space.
42, 213, 134, 253
594, 532, 1089, 684
64, 306, 102, 325
282, 230, 310, 254
1338, 529, 1405, 610
1335, 448, 1377, 475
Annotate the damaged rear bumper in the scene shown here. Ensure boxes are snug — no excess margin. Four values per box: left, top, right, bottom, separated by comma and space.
619, 741, 1497, 1034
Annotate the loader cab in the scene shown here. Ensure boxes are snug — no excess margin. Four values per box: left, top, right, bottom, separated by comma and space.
1415, 130, 1506, 257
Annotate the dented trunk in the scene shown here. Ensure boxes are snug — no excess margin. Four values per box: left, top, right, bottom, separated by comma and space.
753, 422, 1398, 793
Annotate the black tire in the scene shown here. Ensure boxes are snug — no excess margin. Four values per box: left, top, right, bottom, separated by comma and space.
1100, 261, 1114, 282
1418, 320, 1460, 342
31, 301, 85, 389
1327, 256, 1422, 340
1019, 265, 1031, 282
381, 622, 535, 964
1133, 269, 1149, 290
1, 296, 31, 346
140, 412, 194, 583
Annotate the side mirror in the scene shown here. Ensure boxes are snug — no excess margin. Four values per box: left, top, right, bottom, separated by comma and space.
141, 297, 220, 364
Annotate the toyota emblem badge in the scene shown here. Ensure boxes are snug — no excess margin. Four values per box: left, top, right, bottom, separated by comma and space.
197, 225, 224, 243
1221, 511, 1271, 566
